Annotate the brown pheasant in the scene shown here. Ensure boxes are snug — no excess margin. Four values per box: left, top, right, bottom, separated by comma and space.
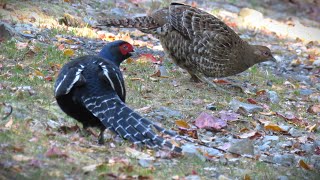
99, 3, 276, 91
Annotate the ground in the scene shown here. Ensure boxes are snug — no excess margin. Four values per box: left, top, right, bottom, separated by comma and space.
0, 0, 320, 179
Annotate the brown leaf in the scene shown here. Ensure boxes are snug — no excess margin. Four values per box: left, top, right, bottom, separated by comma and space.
45, 146, 68, 158
194, 112, 227, 130
175, 120, 190, 129
63, 49, 74, 57
264, 123, 286, 132
12, 154, 33, 162
213, 79, 231, 84
238, 130, 262, 140
247, 98, 258, 104
307, 104, 320, 113
58, 125, 80, 134
244, 174, 251, 180
298, 159, 312, 170
276, 112, 309, 127
5, 117, 13, 128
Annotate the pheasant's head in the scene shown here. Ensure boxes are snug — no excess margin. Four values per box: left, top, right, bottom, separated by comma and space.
251, 45, 276, 64
98, 40, 134, 67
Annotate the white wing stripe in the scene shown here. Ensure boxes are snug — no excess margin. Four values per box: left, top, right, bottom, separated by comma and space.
100, 64, 115, 90
115, 73, 124, 97
65, 68, 83, 94
55, 75, 66, 95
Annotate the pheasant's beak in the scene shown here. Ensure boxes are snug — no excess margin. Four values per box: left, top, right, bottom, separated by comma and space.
269, 55, 277, 62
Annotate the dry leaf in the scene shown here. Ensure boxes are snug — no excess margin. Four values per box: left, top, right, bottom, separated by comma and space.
5, 117, 14, 128
63, 49, 74, 57
194, 112, 227, 130
125, 147, 155, 160
12, 154, 33, 162
175, 120, 190, 129
264, 123, 285, 132
298, 159, 312, 170
307, 104, 320, 113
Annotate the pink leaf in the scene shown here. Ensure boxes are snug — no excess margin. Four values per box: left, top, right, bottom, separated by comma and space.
194, 112, 227, 130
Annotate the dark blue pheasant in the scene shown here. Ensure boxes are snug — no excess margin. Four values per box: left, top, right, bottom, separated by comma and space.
54, 40, 181, 152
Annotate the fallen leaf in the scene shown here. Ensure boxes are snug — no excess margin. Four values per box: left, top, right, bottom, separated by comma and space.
5, 117, 13, 128
218, 110, 239, 121
306, 124, 317, 132
194, 112, 227, 130
63, 49, 74, 57
264, 123, 286, 132
12, 154, 33, 162
82, 163, 104, 172
276, 112, 309, 127
307, 104, 320, 114
298, 159, 312, 170
247, 98, 258, 104
315, 146, 320, 155
213, 79, 231, 84
175, 120, 190, 129
244, 174, 251, 180
256, 90, 266, 95
45, 146, 68, 158
238, 130, 262, 140
125, 147, 155, 160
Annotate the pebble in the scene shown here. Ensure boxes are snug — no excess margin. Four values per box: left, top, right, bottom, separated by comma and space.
228, 139, 254, 156
299, 89, 313, 96
155, 107, 184, 119
206, 103, 217, 111
267, 91, 280, 104
263, 135, 279, 142
229, 99, 263, 113
272, 154, 296, 166
301, 143, 315, 154
313, 60, 320, 67
181, 144, 206, 161
185, 175, 201, 180
138, 159, 153, 168
277, 176, 289, 180
288, 128, 302, 137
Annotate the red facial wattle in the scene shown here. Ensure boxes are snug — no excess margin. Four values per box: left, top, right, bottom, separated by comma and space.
119, 43, 134, 55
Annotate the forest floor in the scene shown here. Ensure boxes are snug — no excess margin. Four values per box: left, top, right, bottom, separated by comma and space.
0, 0, 319, 179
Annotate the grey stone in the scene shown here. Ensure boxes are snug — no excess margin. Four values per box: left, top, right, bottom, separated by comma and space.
229, 99, 263, 113
206, 103, 217, 111
313, 60, 320, 67
267, 91, 280, 104
185, 175, 201, 180
301, 143, 315, 154
138, 159, 153, 168
263, 135, 279, 142
0, 22, 15, 40
277, 176, 289, 180
181, 144, 206, 161
310, 155, 320, 170
228, 139, 254, 156
156, 106, 184, 119
272, 154, 296, 166
299, 89, 313, 96
259, 143, 270, 151
288, 128, 302, 137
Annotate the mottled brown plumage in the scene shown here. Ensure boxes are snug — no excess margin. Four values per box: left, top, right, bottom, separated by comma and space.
99, 3, 275, 89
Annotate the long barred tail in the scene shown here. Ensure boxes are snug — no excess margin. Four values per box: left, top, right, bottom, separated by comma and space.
82, 93, 182, 152
98, 16, 160, 30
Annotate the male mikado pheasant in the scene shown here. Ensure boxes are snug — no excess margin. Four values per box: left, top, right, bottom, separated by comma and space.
54, 40, 181, 152
99, 3, 276, 91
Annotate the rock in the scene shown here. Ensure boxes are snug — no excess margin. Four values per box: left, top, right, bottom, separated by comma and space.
313, 60, 320, 67
205, 147, 223, 157
277, 176, 289, 180
138, 159, 153, 168
288, 128, 302, 137
272, 154, 296, 166
267, 91, 280, 104
299, 89, 313, 96
206, 103, 217, 111
0, 22, 15, 41
229, 99, 263, 113
46, 119, 60, 128
301, 143, 315, 154
258, 142, 270, 151
155, 107, 184, 119
263, 135, 279, 142
228, 139, 254, 156
218, 174, 231, 180
310, 155, 320, 170
181, 144, 206, 161
14, 23, 39, 38
185, 175, 201, 180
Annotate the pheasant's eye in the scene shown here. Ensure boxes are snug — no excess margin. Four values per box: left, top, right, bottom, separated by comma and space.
264, 51, 270, 56
123, 45, 128, 50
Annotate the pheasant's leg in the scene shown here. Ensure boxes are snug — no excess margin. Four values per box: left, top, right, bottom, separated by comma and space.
98, 128, 105, 145
81, 124, 90, 137
195, 74, 233, 94
190, 74, 202, 82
